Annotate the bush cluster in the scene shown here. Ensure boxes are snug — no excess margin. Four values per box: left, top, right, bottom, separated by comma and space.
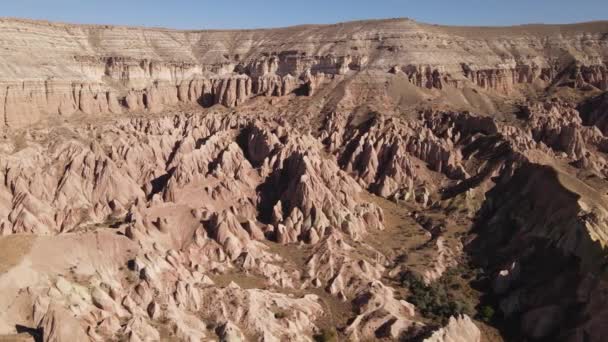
399, 271, 475, 324
314, 328, 338, 342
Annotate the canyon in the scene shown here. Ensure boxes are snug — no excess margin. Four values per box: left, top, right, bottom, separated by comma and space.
0, 17, 607, 342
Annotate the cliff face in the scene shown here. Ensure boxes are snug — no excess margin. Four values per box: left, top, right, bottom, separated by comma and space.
3, 17, 608, 342
0, 18, 607, 127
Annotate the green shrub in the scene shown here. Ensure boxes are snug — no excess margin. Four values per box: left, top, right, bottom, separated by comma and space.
400, 271, 474, 323
314, 328, 338, 342
479, 305, 495, 322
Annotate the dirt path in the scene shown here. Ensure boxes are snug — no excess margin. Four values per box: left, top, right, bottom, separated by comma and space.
0, 334, 34, 342
0, 235, 34, 275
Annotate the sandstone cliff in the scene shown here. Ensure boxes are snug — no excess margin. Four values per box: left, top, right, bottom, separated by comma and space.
1, 17, 608, 342
0, 18, 607, 127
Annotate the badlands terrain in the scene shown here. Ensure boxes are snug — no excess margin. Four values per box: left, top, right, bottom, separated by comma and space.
0, 17, 607, 341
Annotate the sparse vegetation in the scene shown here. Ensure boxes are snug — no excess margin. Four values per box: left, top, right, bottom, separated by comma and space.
399, 270, 476, 324
314, 328, 338, 342
478, 305, 495, 322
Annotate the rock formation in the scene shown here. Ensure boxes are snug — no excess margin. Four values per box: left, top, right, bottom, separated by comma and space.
0, 18, 607, 128
0, 16, 607, 342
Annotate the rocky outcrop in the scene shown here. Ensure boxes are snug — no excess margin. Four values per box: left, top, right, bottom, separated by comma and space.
578, 92, 608, 135
345, 281, 420, 340
2, 15, 608, 342
470, 163, 608, 340
323, 111, 474, 200
305, 231, 386, 298
391, 60, 606, 93
571, 62, 608, 90
461, 62, 559, 93
1, 18, 607, 127
519, 99, 608, 177
423, 315, 481, 342
0, 110, 399, 339
39, 302, 90, 342
392, 65, 457, 89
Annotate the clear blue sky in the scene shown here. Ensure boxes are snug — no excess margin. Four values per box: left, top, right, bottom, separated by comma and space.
2, 0, 607, 29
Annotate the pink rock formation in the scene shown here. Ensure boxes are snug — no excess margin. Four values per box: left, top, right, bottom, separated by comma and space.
0, 16, 607, 342
424, 315, 481, 342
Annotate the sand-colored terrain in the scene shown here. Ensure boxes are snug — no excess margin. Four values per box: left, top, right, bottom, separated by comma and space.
0, 17, 607, 342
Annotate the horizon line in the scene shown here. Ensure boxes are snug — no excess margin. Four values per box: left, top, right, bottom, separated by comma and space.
1, 15, 607, 32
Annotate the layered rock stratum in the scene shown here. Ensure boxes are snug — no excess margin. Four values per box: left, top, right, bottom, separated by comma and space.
0, 17, 607, 342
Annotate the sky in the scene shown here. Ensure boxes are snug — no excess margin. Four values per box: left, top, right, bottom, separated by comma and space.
2, 0, 607, 30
